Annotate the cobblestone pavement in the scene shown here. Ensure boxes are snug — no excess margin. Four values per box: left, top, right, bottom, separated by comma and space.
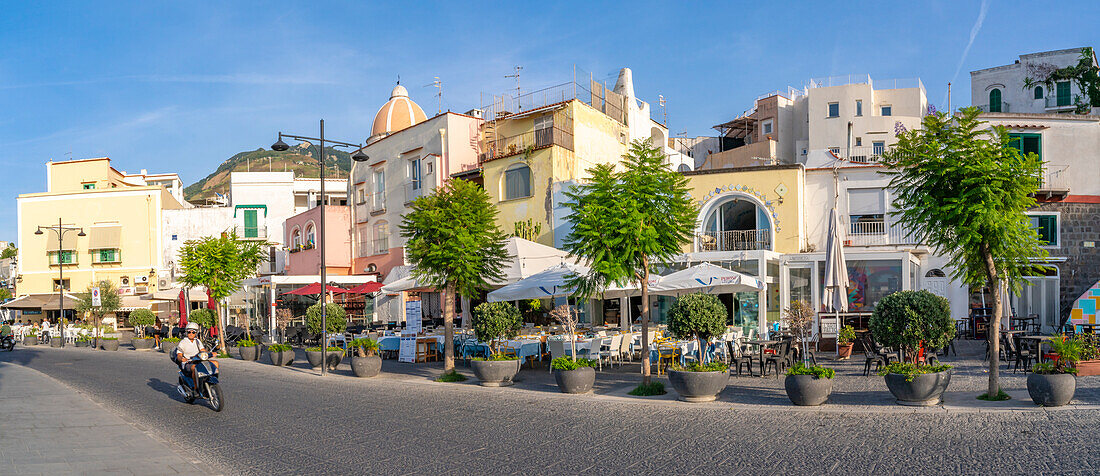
4, 340, 1100, 475
0, 361, 212, 475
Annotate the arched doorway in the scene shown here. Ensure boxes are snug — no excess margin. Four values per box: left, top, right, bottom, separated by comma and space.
698, 194, 773, 251
922, 268, 948, 298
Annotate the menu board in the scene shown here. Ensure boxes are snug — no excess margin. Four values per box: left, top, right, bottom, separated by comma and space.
405, 300, 422, 334
398, 332, 418, 363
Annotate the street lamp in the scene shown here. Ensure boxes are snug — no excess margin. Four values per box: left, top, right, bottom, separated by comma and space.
272, 121, 366, 376
35, 218, 86, 347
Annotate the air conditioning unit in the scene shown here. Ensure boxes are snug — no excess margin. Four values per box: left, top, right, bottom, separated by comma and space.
135, 275, 149, 284
158, 279, 168, 288
121, 276, 130, 285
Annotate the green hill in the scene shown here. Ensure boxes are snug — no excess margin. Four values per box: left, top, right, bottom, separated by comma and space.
183, 142, 352, 203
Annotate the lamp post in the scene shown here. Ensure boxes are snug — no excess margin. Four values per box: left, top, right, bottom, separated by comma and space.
273, 120, 367, 376
35, 218, 86, 348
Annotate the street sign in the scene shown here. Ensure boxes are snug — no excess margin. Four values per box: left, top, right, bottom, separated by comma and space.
92, 287, 101, 306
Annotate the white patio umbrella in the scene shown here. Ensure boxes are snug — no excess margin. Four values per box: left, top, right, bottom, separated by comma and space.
486, 263, 589, 302
648, 262, 764, 296
822, 208, 850, 313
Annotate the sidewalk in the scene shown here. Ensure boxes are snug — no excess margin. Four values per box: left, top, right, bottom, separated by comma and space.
0, 361, 213, 475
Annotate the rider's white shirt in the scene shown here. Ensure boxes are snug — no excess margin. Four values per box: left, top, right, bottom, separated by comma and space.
177, 337, 206, 360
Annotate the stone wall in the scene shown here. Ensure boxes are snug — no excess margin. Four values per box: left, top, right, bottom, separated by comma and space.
1033, 201, 1100, 323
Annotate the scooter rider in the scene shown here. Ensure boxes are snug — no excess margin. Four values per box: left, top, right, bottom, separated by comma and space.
175, 323, 218, 391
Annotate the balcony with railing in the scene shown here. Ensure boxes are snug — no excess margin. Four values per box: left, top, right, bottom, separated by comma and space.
1033, 164, 1070, 197
1045, 93, 1076, 110
479, 126, 574, 162
806, 146, 907, 168
976, 102, 1010, 113
845, 218, 919, 247
404, 181, 422, 204
697, 229, 771, 252
234, 225, 268, 240
373, 238, 389, 256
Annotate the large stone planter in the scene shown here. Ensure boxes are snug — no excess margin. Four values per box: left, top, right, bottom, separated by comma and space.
351, 355, 382, 378
1027, 373, 1076, 407
784, 374, 833, 406
74, 340, 89, 348
471, 359, 520, 387
131, 338, 155, 350
238, 345, 260, 361
100, 340, 120, 351
22, 336, 37, 346
668, 369, 729, 402
554, 367, 596, 394
160, 342, 179, 356
884, 370, 951, 406
306, 350, 342, 370
50, 337, 63, 348
269, 349, 294, 366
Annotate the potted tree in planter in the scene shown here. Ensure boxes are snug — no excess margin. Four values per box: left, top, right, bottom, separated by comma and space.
237, 338, 261, 361
128, 309, 157, 350
304, 302, 347, 370
1028, 335, 1081, 406
665, 293, 729, 402
470, 302, 522, 387
23, 328, 38, 346
75, 334, 92, 348
268, 343, 295, 366
349, 338, 382, 378
836, 325, 856, 360
782, 300, 835, 406
100, 336, 120, 351
549, 304, 596, 393
161, 336, 181, 356
1073, 334, 1100, 377
869, 290, 955, 406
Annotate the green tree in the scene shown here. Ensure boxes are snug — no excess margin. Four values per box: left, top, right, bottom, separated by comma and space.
0, 244, 16, 259
178, 232, 268, 353
400, 178, 510, 372
869, 290, 955, 363
0, 288, 12, 301
74, 279, 121, 348
128, 309, 157, 338
666, 293, 726, 364
306, 303, 347, 335
883, 107, 1047, 396
471, 302, 522, 355
564, 139, 699, 384
188, 308, 216, 328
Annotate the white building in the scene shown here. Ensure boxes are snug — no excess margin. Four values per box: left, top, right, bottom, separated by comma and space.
970, 47, 1099, 115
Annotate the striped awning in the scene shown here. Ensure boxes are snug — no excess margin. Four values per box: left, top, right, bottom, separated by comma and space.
45, 232, 78, 251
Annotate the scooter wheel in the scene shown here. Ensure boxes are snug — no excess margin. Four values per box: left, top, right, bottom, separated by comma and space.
206, 383, 224, 412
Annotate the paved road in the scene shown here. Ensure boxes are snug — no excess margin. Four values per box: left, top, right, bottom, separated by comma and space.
4, 345, 1100, 475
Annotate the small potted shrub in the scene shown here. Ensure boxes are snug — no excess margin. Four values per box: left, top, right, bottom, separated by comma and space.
785, 364, 835, 406
128, 309, 157, 350
470, 302, 522, 387
1073, 334, 1100, 377
349, 338, 382, 378
237, 338, 261, 361
75, 334, 92, 348
549, 304, 596, 393
268, 343, 295, 366
100, 336, 120, 351
160, 337, 181, 356
783, 300, 834, 405
305, 346, 343, 370
23, 329, 38, 346
665, 293, 729, 402
836, 325, 856, 359
1028, 335, 1080, 407
870, 290, 955, 406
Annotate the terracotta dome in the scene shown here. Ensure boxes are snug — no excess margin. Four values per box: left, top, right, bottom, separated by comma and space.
370, 84, 427, 141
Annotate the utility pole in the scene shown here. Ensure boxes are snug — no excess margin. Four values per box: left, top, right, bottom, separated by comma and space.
947, 82, 952, 114
425, 77, 443, 114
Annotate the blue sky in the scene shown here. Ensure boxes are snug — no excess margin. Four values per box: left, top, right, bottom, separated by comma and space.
1, 0, 1097, 243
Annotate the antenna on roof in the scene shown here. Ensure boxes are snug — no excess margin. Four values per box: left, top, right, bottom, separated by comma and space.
424, 77, 443, 114
396, 74, 400, 85
505, 66, 523, 109
658, 95, 668, 127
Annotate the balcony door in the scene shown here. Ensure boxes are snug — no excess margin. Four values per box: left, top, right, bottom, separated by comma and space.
243, 209, 259, 238
701, 195, 771, 251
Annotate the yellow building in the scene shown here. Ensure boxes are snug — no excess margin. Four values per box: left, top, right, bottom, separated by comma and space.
479, 94, 630, 248
16, 158, 186, 305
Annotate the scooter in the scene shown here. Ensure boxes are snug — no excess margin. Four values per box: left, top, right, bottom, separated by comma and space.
176, 352, 225, 412
0, 334, 14, 352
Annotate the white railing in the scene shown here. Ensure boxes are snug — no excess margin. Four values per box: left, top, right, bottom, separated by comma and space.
404, 182, 422, 203
698, 229, 771, 251
233, 226, 268, 240
976, 102, 1010, 113
844, 218, 919, 246
1045, 93, 1075, 109
849, 219, 886, 236
1038, 164, 1070, 191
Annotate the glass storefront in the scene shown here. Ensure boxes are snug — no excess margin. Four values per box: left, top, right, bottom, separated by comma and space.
817, 259, 903, 312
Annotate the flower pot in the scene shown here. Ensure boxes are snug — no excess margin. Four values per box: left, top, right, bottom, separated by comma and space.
471, 359, 520, 387
75, 340, 89, 348
131, 338, 155, 350
22, 336, 37, 346
306, 350, 342, 370
101, 340, 120, 351
1027, 373, 1076, 407
884, 370, 951, 406
269, 349, 294, 366
837, 343, 854, 360
553, 367, 596, 394
160, 343, 178, 355
784, 374, 833, 406
1074, 360, 1100, 377
351, 355, 383, 378
668, 369, 729, 402
50, 337, 63, 348
238, 345, 260, 362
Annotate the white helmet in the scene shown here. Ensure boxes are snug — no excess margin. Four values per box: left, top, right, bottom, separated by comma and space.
185, 322, 200, 331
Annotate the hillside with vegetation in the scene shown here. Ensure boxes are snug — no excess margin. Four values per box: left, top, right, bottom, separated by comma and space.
183, 142, 352, 203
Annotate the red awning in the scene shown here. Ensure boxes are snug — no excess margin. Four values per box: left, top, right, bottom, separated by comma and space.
281, 283, 350, 296
345, 282, 383, 294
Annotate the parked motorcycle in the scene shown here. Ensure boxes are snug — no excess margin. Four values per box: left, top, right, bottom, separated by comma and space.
176, 352, 225, 412
0, 334, 14, 352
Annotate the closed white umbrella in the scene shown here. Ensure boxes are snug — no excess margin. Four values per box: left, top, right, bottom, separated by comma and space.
822, 208, 850, 313
649, 262, 764, 296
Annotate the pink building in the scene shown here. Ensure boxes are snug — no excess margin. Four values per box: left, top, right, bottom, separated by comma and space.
284, 205, 352, 276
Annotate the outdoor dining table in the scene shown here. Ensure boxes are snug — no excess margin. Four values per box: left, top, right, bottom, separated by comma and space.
1019, 335, 1055, 363
500, 338, 543, 362
1080, 323, 1100, 334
